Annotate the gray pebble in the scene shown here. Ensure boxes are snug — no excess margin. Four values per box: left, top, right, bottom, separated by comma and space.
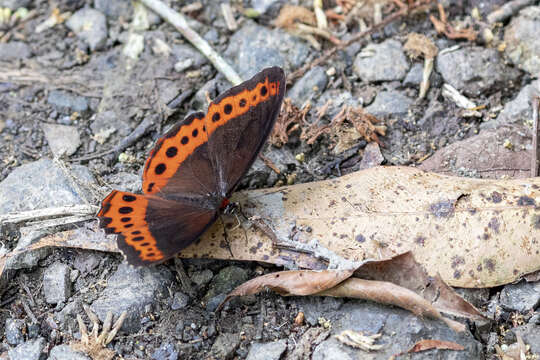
5, 318, 25, 345
500, 281, 540, 313
246, 340, 287, 360
353, 39, 409, 82
47, 90, 89, 114
0, 41, 31, 61
7, 337, 46, 360
66, 8, 108, 51
41, 123, 81, 157
48, 344, 91, 360
288, 66, 328, 107
43, 262, 71, 304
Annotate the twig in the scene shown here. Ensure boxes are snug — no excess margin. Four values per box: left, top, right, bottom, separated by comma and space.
0, 205, 98, 225
21, 299, 38, 324
287, 0, 431, 83
532, 96, 540, 177
140, 0, 242, 85
487, 0, 536, 24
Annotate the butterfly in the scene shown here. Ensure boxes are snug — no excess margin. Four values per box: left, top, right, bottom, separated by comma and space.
97, 67, 286, 265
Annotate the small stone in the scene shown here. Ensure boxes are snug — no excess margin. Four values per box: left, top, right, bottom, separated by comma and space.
500, 281, 540, 313
204, 266, 248, 303
246, 340, 287, 360
403, 62, 423, 87
0, 41, 31, 61
287, 66, 328, 107
94, 0, 133, 18
174, 58, 194, 73
66, 8, 108, 51
90, 263, 173, 332
249, 0, 281, 15
484, 79, 540, 129
313, 338, 353, 360
151, 342, 178, 360
41, 123, 81, 157
504, 6, 540, 75
225, 22, 309, 79
43, 262, 71, 304
436, 46, 520, 97
90, 110, 131, 140
47, 90, 88, 114
49, 344, 91, 360
170, 292, 189, 310
359, 142, 384, 170
190, 269, 213, 287
7, 337, 46, 360
210, 332, 240, 359
5, 318, 25, 345
365, 90, 413, 117
0, 0, 31, 10
353, 39, 410, 82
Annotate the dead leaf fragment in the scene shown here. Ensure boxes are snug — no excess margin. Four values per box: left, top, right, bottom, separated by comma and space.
404, 33, 438, 59
399, 339, 465, 356
335, 330, 383, 351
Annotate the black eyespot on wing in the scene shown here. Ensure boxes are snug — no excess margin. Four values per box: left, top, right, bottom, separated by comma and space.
224, 104, 232, 114
148, 183, 155, 192
166, 147, 178, 158
261, 86, 267, 96
121, 217, 131, 223
212, 113, 220, 122
181, 136, 189, 145
122, 195, 136, 202
132, 230, 141, 235
155, 163, 166, 175
119, 207, 133, 214
192, 129, 198, 137
132, 236, 144, 241
124, 224, 133, 228
239, 99, 247, 107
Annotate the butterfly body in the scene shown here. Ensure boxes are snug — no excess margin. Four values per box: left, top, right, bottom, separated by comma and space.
98, 67, 286, 265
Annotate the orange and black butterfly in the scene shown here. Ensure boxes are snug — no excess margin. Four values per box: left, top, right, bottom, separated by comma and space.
97, 67, 286, 265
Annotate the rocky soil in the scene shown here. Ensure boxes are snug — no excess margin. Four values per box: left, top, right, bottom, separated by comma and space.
0, 0, 539, 359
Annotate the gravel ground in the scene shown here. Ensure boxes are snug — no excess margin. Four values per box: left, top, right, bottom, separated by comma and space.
1, 0, 539, 359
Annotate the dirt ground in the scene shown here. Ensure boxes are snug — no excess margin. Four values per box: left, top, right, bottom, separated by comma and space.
1, 0, 539, 359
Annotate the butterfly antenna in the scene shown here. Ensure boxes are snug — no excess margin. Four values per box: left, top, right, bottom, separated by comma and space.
219, 214, 235, 258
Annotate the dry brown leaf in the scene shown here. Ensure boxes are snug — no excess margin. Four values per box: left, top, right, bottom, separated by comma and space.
218, 268, 355, 310
318, 278, 466, 332
274, 5, 316, 29
404, 33, 438, 59
419, 125, 531, 179
270, 98, 309, 147
401, 339, 465, 355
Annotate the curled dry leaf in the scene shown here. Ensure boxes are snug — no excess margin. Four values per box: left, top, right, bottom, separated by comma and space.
318, 277, 466, 332
218, 268, 355, 310
270, 98, 309, 147
399, 339, 465, 355
274, 5, 317, 28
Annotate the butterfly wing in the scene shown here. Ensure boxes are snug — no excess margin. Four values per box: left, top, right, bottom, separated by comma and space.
98, 67, 285, 265
142, 112, 217, 197
98, 190, 217, 265
204, 67, 286, 196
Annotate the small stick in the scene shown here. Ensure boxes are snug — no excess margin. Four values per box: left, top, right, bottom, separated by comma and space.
532, 95, 540, 177
486, 0, 536, 24
0, 205, 98, 225
221, 3, 237, 31
140, 0, 242, 85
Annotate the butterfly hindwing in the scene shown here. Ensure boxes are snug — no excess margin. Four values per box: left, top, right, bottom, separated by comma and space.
98, 190, 217, 265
